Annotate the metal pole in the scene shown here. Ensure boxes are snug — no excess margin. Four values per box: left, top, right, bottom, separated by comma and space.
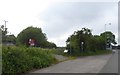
70, 36, 71, 55
105, 24, 106, 50
81, 42, 83, 55
3, 20, 8, 44
4, 20, 8, 29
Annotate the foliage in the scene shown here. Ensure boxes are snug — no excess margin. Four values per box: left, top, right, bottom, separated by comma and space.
75, 50, 112, 56
0, 25, 16, 45
17, 26, 56, 48
66, 28, 115, 56
6, 35, 16, 44
2, 46, 56, 74
17, 26, 46, 47
66, 28, 93, 55
0, 25, 8, 43
45, 41, 57, 48
100, 31, 117, 46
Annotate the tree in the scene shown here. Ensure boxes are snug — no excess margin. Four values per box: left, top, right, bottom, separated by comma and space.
66, 28, 114, 56
0, 25, 17, 45
93, 35, 106, 50
17, 26, 56, 48
66, 28, 92, 55
0, 25, 8, 43
17, 26, 47, 47
100, 31, 117, 47
46, 41, 57, 48
6, 35, 16, 44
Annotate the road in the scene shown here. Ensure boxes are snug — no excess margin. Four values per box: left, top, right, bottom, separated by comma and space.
100, 49, 118, 73
29, 52, 118, 73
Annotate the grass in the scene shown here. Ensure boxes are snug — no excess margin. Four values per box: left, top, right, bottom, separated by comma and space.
51, 47, 112, 56
72, 50, 112, 56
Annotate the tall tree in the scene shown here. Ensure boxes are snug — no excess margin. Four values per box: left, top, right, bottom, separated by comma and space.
66, 28, 115, 56
17, 26, 47, 47
17, 26, 57, 48
66, 28, 92, 55
100, 31, 117, 47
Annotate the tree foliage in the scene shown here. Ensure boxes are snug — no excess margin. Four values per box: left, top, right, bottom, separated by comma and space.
66, 28, 93, 55
66, 28, 115, 56
17, 26, 56, 48
0, 25, 8, 43
100, 31, 117, 45
6, 35, 16, 44
46, 41, 57, 48
0, 25, 16, 44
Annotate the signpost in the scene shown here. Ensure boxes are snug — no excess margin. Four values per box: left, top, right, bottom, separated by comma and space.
81, 42, 84, 54
29, 39, 35, 47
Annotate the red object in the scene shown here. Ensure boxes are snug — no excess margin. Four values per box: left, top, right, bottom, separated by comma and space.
29, 39, 35, 46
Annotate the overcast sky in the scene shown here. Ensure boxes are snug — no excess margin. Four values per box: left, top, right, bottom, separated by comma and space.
0, 0, 119, 46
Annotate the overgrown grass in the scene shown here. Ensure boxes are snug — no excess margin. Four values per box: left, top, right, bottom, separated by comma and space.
71, 50, 112, 56
2, 46, 57, 75
86, 50, 112, 56
52, 47, 112, 57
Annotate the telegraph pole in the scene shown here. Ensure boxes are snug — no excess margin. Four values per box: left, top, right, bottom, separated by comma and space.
70, 35, 71, 55
4, 20, 8, 30
3, 20, 8, 44
105, 24, 106, 50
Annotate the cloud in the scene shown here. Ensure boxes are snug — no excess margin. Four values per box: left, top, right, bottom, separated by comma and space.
0, 0, 117, 46
38, 2, 117, 46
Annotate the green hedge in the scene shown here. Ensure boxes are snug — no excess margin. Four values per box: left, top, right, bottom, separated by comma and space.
2, 46, 56, 74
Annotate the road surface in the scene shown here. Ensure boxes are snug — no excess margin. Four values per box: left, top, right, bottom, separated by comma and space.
29, 53, 116, 73
100, 49, 118, 73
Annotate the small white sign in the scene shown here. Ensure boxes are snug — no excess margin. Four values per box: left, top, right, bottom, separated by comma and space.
64, 50, 68, 53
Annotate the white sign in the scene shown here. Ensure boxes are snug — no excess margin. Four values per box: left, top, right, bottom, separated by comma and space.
64, 50, 68, 53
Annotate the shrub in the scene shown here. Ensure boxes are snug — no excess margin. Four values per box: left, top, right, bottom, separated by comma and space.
2, 46, 56, 74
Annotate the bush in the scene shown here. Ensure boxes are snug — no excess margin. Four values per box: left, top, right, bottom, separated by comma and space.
2, 46, 56, 74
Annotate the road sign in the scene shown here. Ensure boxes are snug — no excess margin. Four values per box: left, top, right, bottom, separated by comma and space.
29, 39, 35, 46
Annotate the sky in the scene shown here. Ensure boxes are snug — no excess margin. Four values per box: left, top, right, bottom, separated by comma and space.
0, 0, 119, 47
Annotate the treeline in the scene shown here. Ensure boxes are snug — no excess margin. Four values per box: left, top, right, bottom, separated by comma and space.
0, 25, 57, 48
66, 28, 116, 56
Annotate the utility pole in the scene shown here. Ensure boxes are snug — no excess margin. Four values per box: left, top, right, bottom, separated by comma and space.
70, 35, 71, 55
3, 20, 8, 44
4, 20, 8, 31
105, 24, 106, 50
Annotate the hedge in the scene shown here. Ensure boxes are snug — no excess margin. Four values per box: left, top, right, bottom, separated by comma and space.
2, 46, 56, 74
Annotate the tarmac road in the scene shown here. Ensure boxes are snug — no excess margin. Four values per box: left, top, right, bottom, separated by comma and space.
100, 49, 118, 73
30, 53, 114, 73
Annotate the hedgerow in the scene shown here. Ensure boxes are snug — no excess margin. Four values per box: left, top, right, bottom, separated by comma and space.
2, 46, 56, 74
